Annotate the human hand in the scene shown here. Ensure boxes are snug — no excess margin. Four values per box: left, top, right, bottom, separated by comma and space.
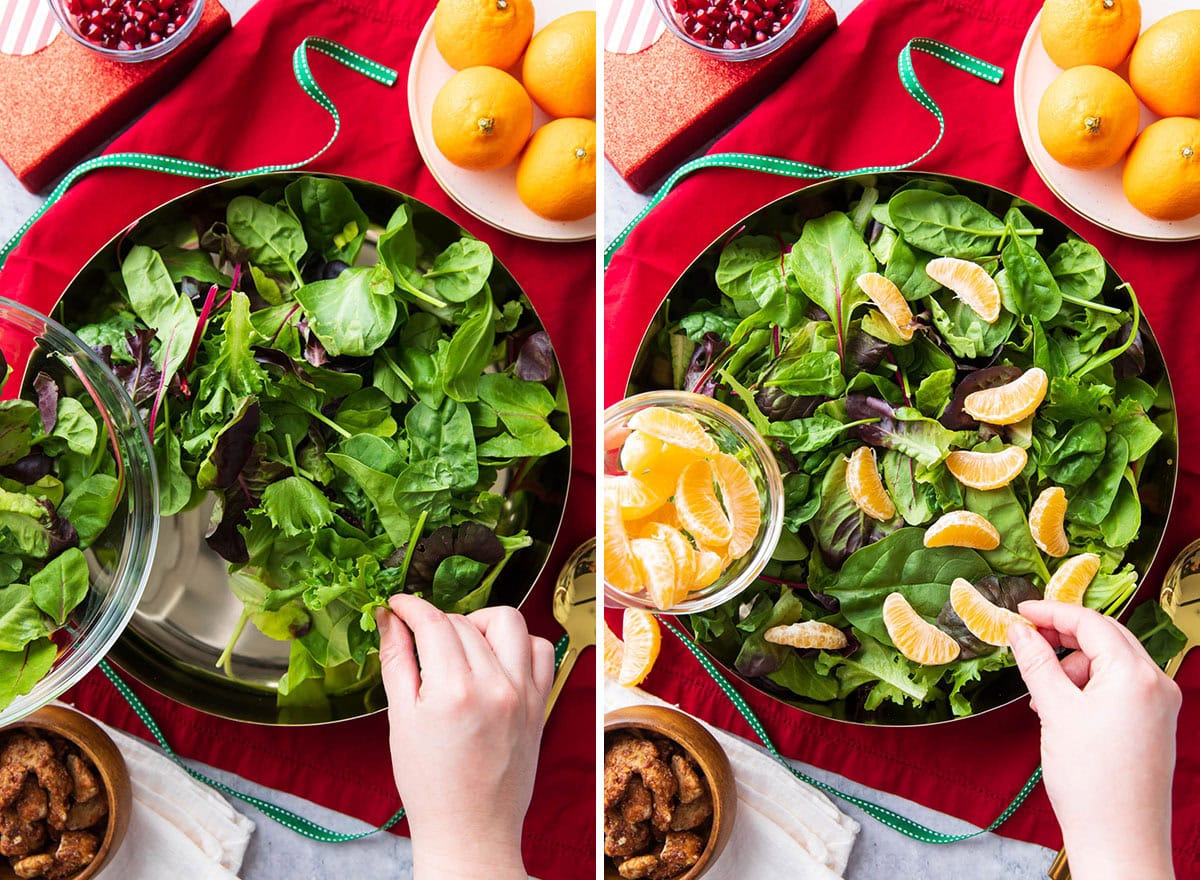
377, 594, 556, 880
1009, 600, 1181, 880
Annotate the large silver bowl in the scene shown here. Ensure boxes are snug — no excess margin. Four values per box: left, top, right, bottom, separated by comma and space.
56, 173, 571, 725
627, 172, 1178, 725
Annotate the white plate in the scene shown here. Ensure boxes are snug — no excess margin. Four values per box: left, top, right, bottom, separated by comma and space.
1013, 0, 1200, 241
408, 0, 596, 243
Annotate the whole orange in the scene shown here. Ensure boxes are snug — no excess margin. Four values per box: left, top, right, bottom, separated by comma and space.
432, 67, 533, 171
1123, 116, 1200, 221
516, 117, 596, 221
1040, 0, 1141, 69
1129, 10, 1200, 118
522, 11, 597, 118
433, 0, 534, 71
1038, 66, 1139, 170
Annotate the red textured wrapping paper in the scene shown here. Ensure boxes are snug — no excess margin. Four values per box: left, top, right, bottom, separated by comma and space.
0, 2, 230, 192
605, 0, 1200, 870
604, 0, 836, 192
0, 1, 595, 877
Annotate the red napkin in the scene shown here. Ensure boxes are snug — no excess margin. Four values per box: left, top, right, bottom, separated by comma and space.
0, 1, 595, 877
605, 0, 1200, 869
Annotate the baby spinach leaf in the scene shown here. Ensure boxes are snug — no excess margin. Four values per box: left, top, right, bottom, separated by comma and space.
763, 351, 846, 397
716, 235, 780, 309
1000, 228, 1061, 321
121, 245, 197, 381
964, 487, 1050, 581
295, 264, 398, 358
825, 528, 991, 645
154, 427, 192, 517
0, 586, 49, 651
887, 190, 1004, 258
477, 373, 559, 437
335, 388, 398, 438
882, 450, 937, 526
226, 196, 306, 282
48, 399, 98, 457
1047, 239, 1106, 302
0, 638, 56, 711
378, 204, 416, 275
1098, 473, 1141, 549
426, 239, 493, 303
927, 294, 1015, 359
441, 300, 496, 402
787, 212, 875, 353
261, 476, 336, 537
285, 177, 369, 263
815, 631, 945, 708
883, 236, 942, 300
407, 400, 478, 488
1069, 434, 1129, 526
326, 448, 408, 546
431, 555, 490, 607
29, 547, 88, 626
159, 246, 230, 286
767, 414, 863, 454
1042, 419, 1106, 487
1127, 601, 1187, 667
59, 474, 119, 548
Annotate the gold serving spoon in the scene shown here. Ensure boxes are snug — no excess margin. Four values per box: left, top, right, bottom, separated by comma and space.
544, 539, 596, 721
1048, 539, 1200, 880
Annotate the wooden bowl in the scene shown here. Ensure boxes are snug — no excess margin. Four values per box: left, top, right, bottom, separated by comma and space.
604, 705, 737, 880
0, 705, 131, 880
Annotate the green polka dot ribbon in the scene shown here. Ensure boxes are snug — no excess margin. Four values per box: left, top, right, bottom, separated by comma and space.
96, 630, 571, 843
0, 37, 398, 268
660, 619, 1043, 843
603, 38, 1005, 269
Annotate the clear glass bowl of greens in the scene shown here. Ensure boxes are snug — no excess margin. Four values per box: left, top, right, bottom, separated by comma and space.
604, 390, 784, 614
627, 172, 1177, 725
0, 299, 158, 725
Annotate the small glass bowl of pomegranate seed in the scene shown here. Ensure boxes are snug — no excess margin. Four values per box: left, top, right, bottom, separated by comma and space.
653, 0, 810, 61
48, 0, 205, 63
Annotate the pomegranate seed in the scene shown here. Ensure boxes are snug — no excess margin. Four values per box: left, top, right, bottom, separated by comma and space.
173, 12, 186, 25
164, 21, 175, 33
148, 30, 162, 42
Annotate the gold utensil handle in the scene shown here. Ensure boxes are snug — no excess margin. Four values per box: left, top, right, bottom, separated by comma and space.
544, 643, 580, 722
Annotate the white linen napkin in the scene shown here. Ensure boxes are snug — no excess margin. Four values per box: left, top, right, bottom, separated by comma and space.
606, 685, 859, 880
52, 706, 256, 879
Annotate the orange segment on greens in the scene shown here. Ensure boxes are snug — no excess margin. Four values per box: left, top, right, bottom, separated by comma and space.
845, 446, 895, 522
1044, 553, 1101, 604
857, 273, 915, 341
923, 511, 1001, 550
963, 367, 1048, 426
618, 609, 661, 687
603, 621, 625, 680
604, 406, 764, 609
949, 578, 1034, 647
882, 592, 961, 666
944, 445, 1028, 490
1029, 486, 1070, 557
764, 621, 849, 651
925, 257, 1001, 323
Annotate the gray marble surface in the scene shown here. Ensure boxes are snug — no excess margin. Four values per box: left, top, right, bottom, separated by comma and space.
603, 0, 1057, 876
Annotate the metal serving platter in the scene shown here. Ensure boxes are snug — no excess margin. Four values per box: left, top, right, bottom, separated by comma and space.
56, 173, 571, 725
627, 172, 1178, 726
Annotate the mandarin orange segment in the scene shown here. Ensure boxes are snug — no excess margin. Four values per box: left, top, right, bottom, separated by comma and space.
630, 537, 682, 611
618, 609, 661, 687
675, 460, 733, 551
923, 511, 1001, 550
858, 272, 916, 340
711, 451, 761, 558
603, 487, 642, 594
603, 621, 625, 680
627, 407, 719, 456
925, 257, 1002, 323
882, 592, 961, 665
949, 578, 1034, 647
1044, 553, 1101, 604
639, 523, 698, 594
1029, 486, 1070, 558
610, 472, 671, 520
962, 367, 1048, 426
944, 445, 1028, 490
846, 446, 896, 522
693, 550, 725, 590
764, 621, 849, 651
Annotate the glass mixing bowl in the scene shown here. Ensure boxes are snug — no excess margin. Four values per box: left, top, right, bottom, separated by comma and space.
604, 390, 784, 615
0, 299, 158, 724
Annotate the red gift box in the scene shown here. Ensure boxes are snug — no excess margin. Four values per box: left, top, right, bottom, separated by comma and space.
0, 0, 229, 193
603, 0, 837, 192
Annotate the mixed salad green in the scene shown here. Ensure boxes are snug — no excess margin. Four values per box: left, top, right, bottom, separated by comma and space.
0, 351, 116, 710
646, 176, 1174, 719
64, 176, 568, 707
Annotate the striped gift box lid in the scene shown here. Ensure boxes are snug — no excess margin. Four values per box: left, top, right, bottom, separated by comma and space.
605, 0, 666, 54
0, 0, 60, 56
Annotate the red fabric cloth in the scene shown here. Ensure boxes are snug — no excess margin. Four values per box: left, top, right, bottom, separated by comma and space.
0, 1, 595, 877
605, 0, 1200, 870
